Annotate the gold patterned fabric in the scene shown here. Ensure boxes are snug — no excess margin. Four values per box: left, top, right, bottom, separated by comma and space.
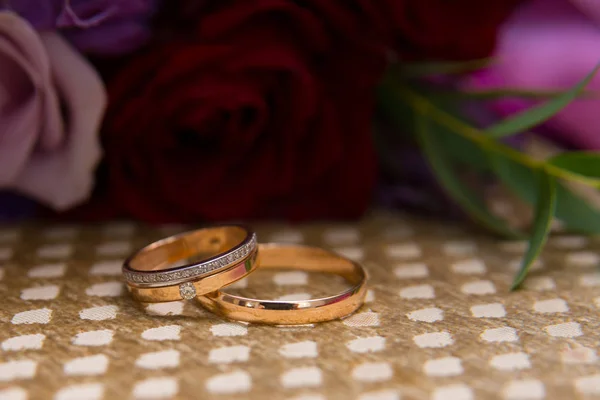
1, 211, 599, 400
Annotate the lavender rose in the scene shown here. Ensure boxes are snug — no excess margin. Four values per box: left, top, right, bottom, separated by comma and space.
0, 12, 106, 210
3, 0, 156, 55
464, 0, 600, 150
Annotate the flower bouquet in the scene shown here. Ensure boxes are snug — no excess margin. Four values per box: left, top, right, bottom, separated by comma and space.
1, 0, 600, 288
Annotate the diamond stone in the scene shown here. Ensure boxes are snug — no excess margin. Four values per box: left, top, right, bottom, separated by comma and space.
179, 282, 197, 300
126, 234, 259, 284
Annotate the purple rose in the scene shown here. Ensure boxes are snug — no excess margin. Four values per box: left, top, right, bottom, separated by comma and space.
0, 12, 106, 210
464, 0, 600, 150
3, 0, 156, 55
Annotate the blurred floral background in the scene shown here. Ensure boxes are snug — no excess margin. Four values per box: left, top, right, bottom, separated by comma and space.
1, 0, 600, 286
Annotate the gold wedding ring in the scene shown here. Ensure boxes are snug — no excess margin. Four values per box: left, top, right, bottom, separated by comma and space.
123, 225, 258, 302
196, 244, 368, 324
122, 227, 368, 324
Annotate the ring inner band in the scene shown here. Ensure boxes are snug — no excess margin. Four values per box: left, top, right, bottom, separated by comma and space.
197, 244, 367, 324
129, 226, 248, 272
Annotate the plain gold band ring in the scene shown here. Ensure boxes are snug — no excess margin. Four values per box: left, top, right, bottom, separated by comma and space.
196, 243, 368, 324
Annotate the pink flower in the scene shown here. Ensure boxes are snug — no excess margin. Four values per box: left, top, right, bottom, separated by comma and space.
465, 0, 600, 149
0, 12, 106, 210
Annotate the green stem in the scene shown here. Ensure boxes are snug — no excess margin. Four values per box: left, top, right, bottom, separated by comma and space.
398, 87, 600, 188
436, 88, 600, 100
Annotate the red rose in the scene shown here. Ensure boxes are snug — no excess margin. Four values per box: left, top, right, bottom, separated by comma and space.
386, 1, 523, 60
83, 1, 385, 223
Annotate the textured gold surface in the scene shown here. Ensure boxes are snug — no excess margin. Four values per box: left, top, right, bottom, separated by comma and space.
1, 211, 599, 400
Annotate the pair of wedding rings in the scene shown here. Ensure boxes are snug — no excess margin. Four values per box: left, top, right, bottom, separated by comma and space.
122, 225, 368, 324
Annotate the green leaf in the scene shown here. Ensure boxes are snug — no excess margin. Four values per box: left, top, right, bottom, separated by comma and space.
511, 171, 556, 290
491, 153, 600, 234
555, 182, 600, 235
487, 64, 600, 138
433, 126, 490, 170
425, 95, 491, 170
395, 58, 494, 78
377, 82, 489, 170
436, 88, 600, 101
548, 152, 600, 181
376, 83, 418, 137
415, 114, 522, 238
379, 79, 600, 239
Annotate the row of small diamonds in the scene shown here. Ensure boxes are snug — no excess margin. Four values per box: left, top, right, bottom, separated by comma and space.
124, 234, 257, 284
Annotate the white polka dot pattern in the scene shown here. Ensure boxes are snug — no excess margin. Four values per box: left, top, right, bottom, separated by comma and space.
210, 323, 248, 337
533, 298, 568, 313
503, 379, 545, 399
346, 336, 385, 353
399, 284, 435, 299
28, 263, 66, 278
54, 383, 104, 400
20, 285, 60, 300
433, 384, 473, 400
575, 374, 600, 395
394, 262, 429, 279
89, 260, 122, 276
490, 353, 531, 371
279, 341, 318, 358
206, 371, 251, 394
407, 307, 443, 322
63, 355, 109, 376
0, 214, 598, 399
0, 387, 28, 400
424, 357, 463, 377
12, 308, 52, 324
561, 346, 597, 364
358, 390, 400, 400
333, 246, 364, 261
281, 367, 322, 388
386, 243, 421, 259
545, 322, 583, 338
44, 227, 79, 241
141, 325, 181, 341
136, 350, 180, 369
481, 327, 519, 343
452, 259, 486, 275
343, 310, 380, 327
133, 377, 178, 399
0, 360, 37, 381
413, 331, 454, 348
37, 244, 73, 259
461, 280, 496, 295
209, 346, 250, 364
79, 305, 117, 321
471, 303, 506, 318
352, 362, 393, 383
96, 241, 131, 257
273, 271, 308, 286
2, 334, 45, 351
72, 330, 113, 347
85, 282, 123, 297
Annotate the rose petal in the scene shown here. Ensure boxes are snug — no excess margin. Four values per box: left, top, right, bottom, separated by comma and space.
466, 0, 600, 150
14, 33, 106, 210
6, 0, 156, 55
570, 0, 600, 26
0, 13, 50, 183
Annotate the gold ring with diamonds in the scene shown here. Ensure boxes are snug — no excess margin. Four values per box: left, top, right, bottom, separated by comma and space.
122, 225, 258, 302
